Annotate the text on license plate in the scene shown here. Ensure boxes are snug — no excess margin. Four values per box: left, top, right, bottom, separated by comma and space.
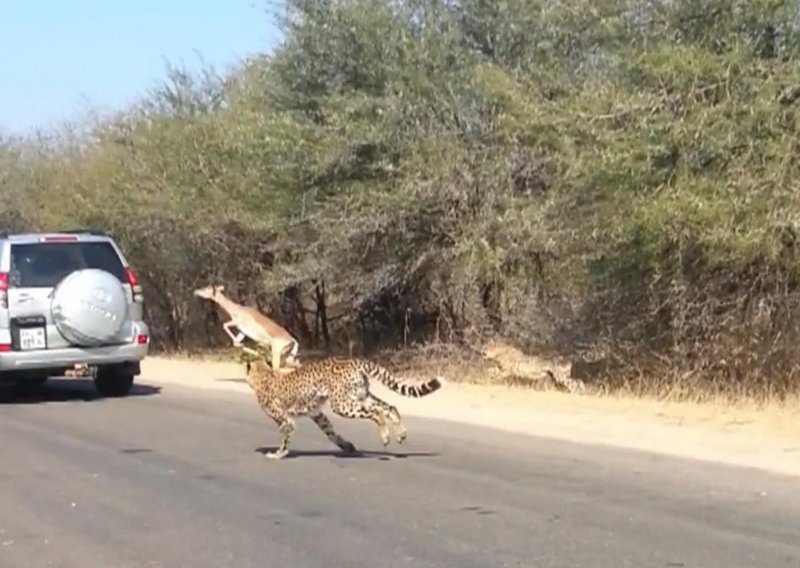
19, 327, 46, 350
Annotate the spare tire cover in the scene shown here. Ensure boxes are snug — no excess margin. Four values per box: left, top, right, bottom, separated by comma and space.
51, 268, 129, 346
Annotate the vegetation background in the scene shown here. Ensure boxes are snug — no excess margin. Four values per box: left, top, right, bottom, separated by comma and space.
4, 0, 800, 400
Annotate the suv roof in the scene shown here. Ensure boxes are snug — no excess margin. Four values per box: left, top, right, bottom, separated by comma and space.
0, 229, 111, 242
0, 230, 132, 276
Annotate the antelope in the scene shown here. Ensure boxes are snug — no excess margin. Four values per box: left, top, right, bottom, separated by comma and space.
193, 284, 300, 371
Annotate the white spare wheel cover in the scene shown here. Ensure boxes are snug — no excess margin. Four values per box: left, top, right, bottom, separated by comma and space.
51, 268, 129, 346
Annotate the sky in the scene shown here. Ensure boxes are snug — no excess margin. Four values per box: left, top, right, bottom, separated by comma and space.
0, 1, 281, 135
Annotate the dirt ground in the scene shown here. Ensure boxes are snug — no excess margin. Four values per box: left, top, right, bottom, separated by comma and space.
141, 356, 800, 478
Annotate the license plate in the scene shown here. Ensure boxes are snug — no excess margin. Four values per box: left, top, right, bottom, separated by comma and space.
19, 327, 46, 350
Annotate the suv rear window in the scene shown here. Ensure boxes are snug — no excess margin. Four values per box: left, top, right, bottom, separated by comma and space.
9, 242, 127, 288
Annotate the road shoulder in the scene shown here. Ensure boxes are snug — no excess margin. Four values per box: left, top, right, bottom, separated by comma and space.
140, 356, 800, 478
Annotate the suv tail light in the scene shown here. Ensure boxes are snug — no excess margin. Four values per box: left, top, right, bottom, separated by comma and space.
0, 272, 7, 309
125, 267, 144, 303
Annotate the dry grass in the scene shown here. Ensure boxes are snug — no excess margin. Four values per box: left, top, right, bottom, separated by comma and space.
153, 342, 799, 411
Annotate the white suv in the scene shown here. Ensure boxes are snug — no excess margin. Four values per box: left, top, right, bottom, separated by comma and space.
0, 230, 150, 400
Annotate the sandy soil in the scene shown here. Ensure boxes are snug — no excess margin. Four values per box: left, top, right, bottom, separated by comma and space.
140, 356, 800, 478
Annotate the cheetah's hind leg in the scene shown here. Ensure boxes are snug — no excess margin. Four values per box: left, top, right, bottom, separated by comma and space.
331, 400, 392, 447
366, 393, 408, 444
310, 412, 358, 454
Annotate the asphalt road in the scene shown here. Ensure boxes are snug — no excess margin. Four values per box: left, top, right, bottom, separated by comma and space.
1, 377, 799, 568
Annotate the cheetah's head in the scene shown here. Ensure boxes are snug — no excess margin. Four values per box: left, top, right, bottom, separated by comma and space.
193, 284, 225, 300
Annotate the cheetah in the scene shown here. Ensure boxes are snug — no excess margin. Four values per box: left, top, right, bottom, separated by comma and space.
481, 339, 587, 394
245, 356, 444, 460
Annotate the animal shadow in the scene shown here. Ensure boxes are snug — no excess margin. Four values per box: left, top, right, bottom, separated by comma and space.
255, 446, 438, 461
3, 377, 161, 405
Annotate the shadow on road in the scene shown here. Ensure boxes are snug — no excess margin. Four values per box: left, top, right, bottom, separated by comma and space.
255, 446, 439, 461
3, 378, 161, 405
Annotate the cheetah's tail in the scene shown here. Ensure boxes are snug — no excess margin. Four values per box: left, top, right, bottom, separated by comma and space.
361, 360, 444, 398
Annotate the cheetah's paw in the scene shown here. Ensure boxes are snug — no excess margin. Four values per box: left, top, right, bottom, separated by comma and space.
265, 449, 289, 461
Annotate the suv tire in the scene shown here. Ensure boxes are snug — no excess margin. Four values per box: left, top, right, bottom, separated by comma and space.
0, 382, 16, 403
15, 376, 47, 396
94, 367, 134, 397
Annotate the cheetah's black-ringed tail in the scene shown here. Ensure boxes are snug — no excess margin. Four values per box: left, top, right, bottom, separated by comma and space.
357, 359, 444, 398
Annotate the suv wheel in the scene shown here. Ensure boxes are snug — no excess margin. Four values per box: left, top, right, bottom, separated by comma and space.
94, 367, 134, 397
15, 376, 48, 396
0, 381, 16, 403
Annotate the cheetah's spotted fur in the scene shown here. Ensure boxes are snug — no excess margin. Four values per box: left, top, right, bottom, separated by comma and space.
245, 356, 444, 460
482, 340, 587, 394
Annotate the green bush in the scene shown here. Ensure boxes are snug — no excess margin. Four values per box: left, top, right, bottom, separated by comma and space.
3, 0, 800, 398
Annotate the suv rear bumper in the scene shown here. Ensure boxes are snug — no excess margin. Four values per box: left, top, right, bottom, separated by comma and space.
0, 341, 149, 372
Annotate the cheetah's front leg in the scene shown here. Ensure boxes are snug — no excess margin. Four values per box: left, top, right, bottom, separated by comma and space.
265, 417, 295, 461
